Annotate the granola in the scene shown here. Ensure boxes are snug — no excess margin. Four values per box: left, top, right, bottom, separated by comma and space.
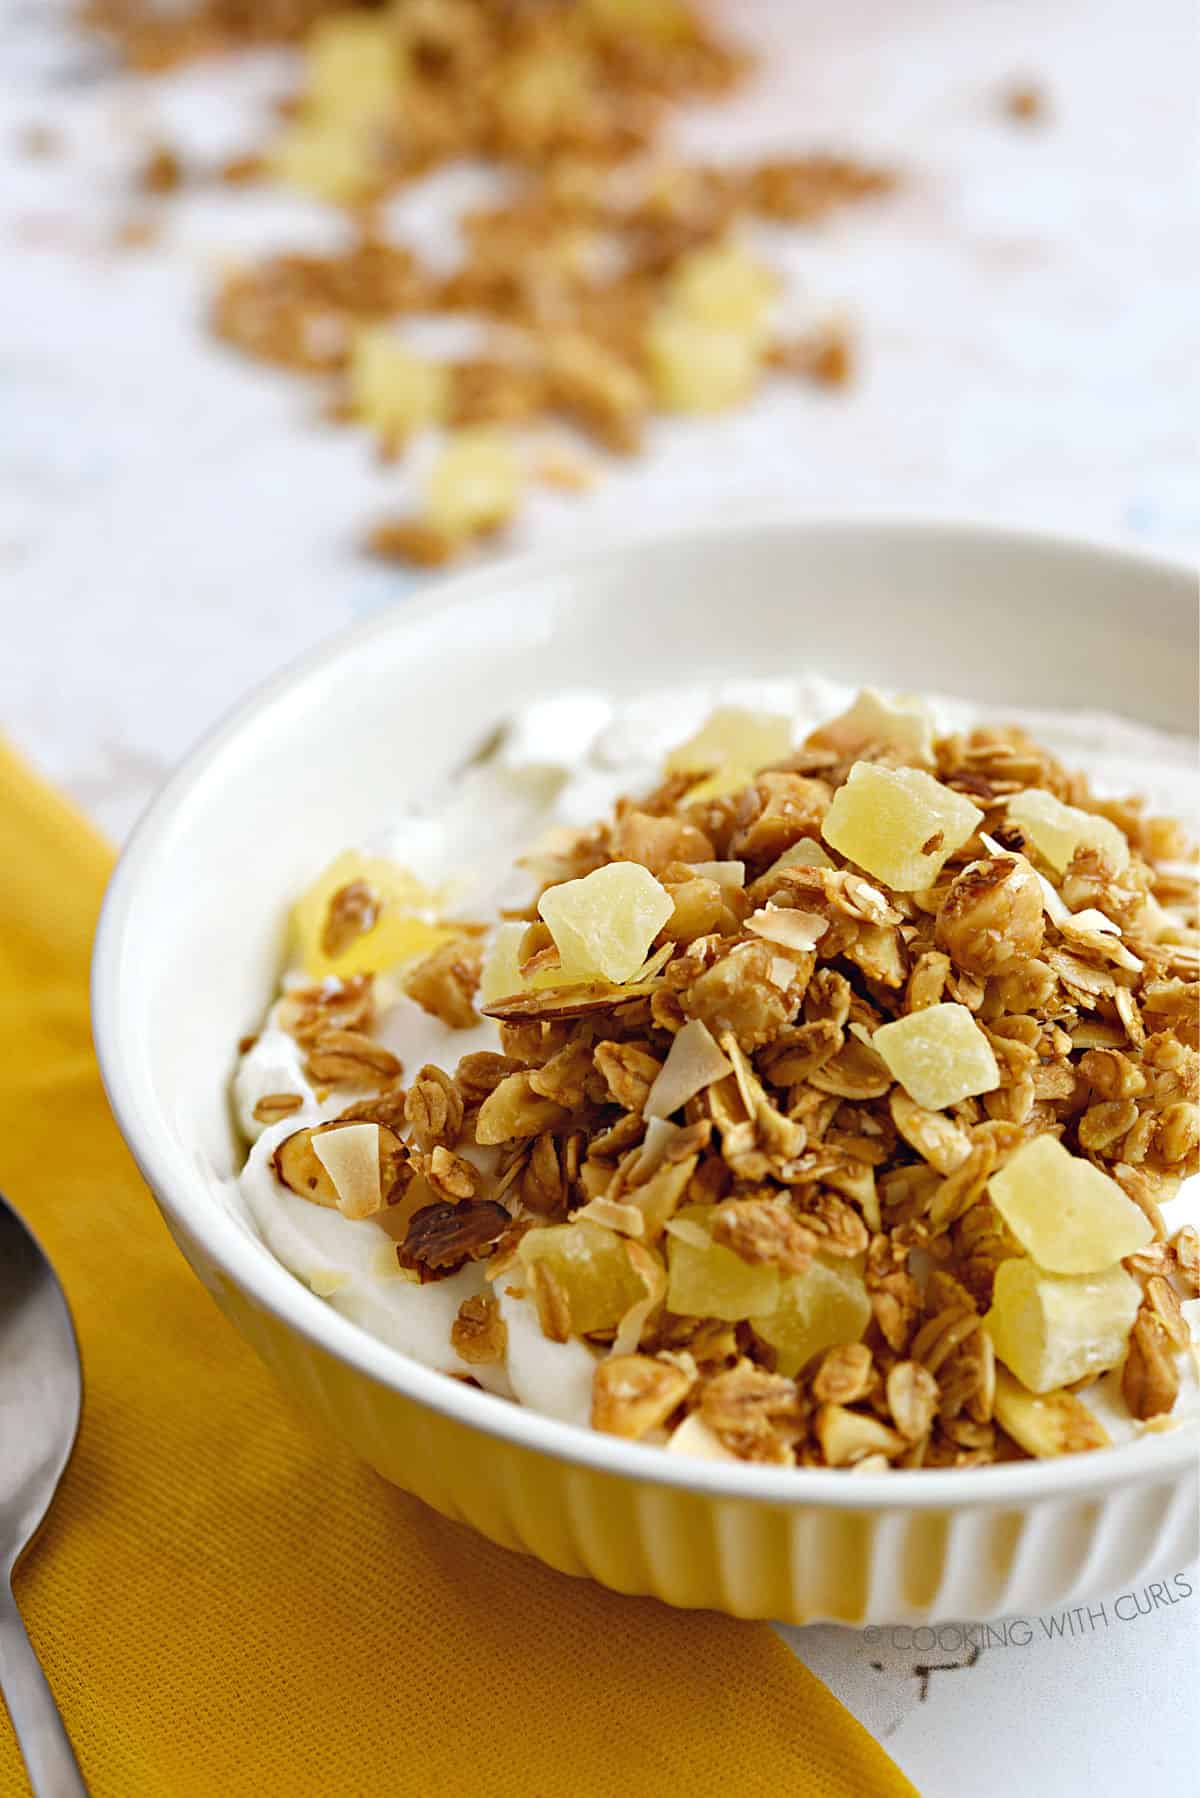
234, 684, 1200, 1468
86, 1, 894, 564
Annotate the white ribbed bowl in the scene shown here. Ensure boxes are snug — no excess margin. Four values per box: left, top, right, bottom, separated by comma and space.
93, 517, 1200, 1625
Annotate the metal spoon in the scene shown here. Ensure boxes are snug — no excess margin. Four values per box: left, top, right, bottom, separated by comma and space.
0, 1193, 88, 1796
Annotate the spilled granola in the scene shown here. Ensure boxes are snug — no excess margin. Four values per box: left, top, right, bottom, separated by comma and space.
234, 686, 1200, 1468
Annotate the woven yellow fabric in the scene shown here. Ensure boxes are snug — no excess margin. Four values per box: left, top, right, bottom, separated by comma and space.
0, 741, 915, 1798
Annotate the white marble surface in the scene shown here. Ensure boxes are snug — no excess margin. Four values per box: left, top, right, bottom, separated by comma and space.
2, 1, 1197, 1791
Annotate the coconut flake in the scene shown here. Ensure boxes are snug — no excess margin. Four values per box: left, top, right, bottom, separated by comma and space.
768, 955, 797, 989
573, 1196, 646, 1237
643, 1019, 734, 1119
745, 905, 829, 952
311, 1123, 384, 1219
1062, 907, 1122, 938
664, 1216, 711, 1251
690, 860, 746, 888
665, 1412, 737, 1461
635, 1116, 683, 1177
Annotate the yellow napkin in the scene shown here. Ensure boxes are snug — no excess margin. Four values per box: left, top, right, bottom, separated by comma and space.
0, 741, 915, 1798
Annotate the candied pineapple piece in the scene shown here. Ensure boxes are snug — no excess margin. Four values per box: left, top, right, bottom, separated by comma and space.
987, 1134, 1152, 1273
519, 1219, 646, 1336
478, 921, 527, 1005
667, 240, 776, 341
1006, 788, 1129, 876
269, 120, 377, 205
291, 850, 451, 978
665, 706, 792, 803
821, 762, 983, 890
983, 1256, 1141, 1393
538, 862, 673, 984
872, 1002, 1000, 1110
304, 13, 399, 122
349, 329, 446, 440
424, 429, 524, 540
646, 309, 764, 414
666, 1206, 781, 1321
808, 687, 936, 769
750, 1259, 871, 1377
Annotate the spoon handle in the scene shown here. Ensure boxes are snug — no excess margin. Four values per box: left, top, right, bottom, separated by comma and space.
0, 1580, 88, 1797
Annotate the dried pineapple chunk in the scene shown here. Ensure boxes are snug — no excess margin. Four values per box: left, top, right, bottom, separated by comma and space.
519, 1219, 646, 1335
291, 850, 451, 978
425, 429, 523, 540
667, 240, 776, 340
808, 687, 936, 769
983, 1256, 1141, 1393
646, 309, 764, 414
1005, 788, 1129, 875
478, 921, 527, 1006
304, 13, 399, 121
750, 1259, 871, 1376
821, 762, 983, 890
666, 1205, 781, 1321
872, 1003, 1000, 1110
665, 706, 792, 802
987, 1134, 1152, 1273
349, 329, 447, 439
538, 862, 672, 984
269, 120, 377, 205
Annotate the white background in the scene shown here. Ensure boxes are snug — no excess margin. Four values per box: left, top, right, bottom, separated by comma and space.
2, 1, 1196, 1790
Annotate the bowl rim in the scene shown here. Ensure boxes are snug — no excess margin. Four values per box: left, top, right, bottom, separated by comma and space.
92, 513, 1200, 1511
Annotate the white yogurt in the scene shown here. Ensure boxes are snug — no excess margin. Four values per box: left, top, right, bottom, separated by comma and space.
233, 682, 1200, 1442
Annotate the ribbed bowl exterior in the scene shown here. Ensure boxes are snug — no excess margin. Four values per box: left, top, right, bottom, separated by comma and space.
182, 1220, 1199, 1628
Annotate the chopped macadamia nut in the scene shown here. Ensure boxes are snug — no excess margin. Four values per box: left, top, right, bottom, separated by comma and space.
987, 1135, 1153, 1273
872, 1003, 1000, 1110
822, 763, 983, 890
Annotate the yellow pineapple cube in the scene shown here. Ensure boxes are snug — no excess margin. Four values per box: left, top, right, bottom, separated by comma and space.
269, 120, 376, 205
291, 849, 451, 978
983, 1256, 1141, 1392
667, 240, 776, 341
1005, 788, 1129, 875
349, 329, 446, 439
478, 921, 527, 1006
809, 687, 936, 768
646, 309, 764, 414
872, 1003, 1000, 1110
425, 429, 523, 540
665, 1206, 781, 1321
304, 14, 398, 122
665, 706, 792, 802
987, 1134, 1153, 1273
750, 1259, 871, 1376
821, 762, 983, 889
519, 1219, 647, 1335
538, 862, 672, 984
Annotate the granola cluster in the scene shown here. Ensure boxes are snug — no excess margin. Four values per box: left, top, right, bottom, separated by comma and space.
87, 1, 892, 564
252, 692, 1199, 1469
